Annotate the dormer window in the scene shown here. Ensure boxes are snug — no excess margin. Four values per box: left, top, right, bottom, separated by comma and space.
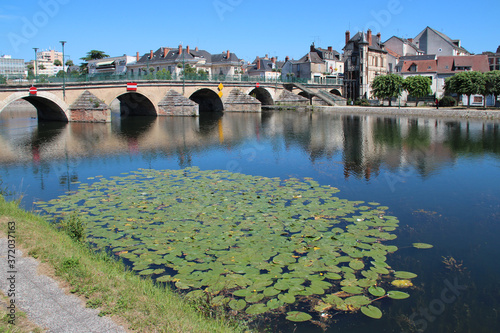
409, 64, 417, 72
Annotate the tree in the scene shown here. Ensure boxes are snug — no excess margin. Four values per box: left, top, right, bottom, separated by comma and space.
65, 59, 74, 67
371, 74, 404, 106
79, 50, 109, 76
445, 71, 486, 107
403, 75, 433, 106
80, 50, 109, 61
485, 70, 500, 99
38, 64, 46, 70
53, 59, 62, 66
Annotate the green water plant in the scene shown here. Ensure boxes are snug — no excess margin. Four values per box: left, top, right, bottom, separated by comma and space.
35, 167, 423, 323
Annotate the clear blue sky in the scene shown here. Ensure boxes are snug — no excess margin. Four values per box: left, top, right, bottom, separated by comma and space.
1, 0, 498, 64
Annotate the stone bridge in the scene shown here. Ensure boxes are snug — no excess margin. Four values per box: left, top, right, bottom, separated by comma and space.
0, 80, 344, 122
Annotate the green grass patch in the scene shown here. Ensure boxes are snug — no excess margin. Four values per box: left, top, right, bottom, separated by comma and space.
0, 196, 246, 333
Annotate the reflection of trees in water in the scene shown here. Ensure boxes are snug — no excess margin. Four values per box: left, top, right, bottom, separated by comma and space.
198, 112, 223, 136
445, 122, 500, 156
113, 116, 157, 140
373, 118, 403, 148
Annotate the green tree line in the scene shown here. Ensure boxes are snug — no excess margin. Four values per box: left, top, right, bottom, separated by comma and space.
371, 71, 500, 107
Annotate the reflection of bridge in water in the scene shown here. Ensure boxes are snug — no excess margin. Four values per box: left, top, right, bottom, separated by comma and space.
2, 112, 498, 181
0, 80, 344, 123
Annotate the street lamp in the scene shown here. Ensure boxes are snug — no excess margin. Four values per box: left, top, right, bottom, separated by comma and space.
33, 47, 38, 83
60, 41, 66, 100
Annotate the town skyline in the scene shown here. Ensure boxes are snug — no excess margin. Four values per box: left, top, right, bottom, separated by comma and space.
1, 0, 499, 64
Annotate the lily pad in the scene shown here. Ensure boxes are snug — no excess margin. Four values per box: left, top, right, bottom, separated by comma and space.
394, 271, 417, 279
368, 286, 386, 297
387, 291, 410, 299
286, 311, 312, 322
34, 167, 406, 322
413, 243, 433, 249
361, 305, 383, 319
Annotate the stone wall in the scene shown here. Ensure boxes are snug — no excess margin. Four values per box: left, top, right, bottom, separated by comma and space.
275, 90, 309, 106
158, 90, 199, 116
69, 91, 111, 123
223, 89, 261, 112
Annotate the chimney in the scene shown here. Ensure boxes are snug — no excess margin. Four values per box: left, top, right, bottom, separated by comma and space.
257, 57, 261, 70
195, 46, 199, 51
163, 48, 168, 58
310, 43, 315, 52
328, 46, 333, 52
265, 54, 269, 60
178, 44, 182, 55
150, 50, 154, 59
285, 56, 289, 62
367, 29, 372, 46
408, 38, 413, 44
227, 50, 230, 59
187, 45, 190, 54
377, 32, 381, 42
345, 31, 351, 45
271, 57, 276, 64
136, 52, 140, 62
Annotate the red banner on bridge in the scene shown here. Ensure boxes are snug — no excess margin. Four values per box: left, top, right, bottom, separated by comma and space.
127, 82, 137, 91
29, 86, 37, 95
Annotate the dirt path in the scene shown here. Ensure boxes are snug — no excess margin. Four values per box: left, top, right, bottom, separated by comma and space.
0, 238, 126, 333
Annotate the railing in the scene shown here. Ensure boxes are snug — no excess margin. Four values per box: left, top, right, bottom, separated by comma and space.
1, 73, 343, 86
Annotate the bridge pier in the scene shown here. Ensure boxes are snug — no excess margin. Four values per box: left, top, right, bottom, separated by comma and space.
158, 90, 199, 116
223, 89, 261, 112
69, 91, 111, 123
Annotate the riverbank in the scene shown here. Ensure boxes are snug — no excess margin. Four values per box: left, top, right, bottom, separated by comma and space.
0, 197, 246, 333
264, 105, 500, 120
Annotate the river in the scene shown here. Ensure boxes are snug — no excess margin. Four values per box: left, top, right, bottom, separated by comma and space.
0, 108, 499, 332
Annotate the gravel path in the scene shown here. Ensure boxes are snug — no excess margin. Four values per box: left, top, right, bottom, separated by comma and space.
0, 238, 126, 333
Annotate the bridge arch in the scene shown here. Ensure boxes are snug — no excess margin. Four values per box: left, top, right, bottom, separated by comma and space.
248, 87, 274, 106
111, 92, 157, 117
0, 91, 69, 122
330, 89, 342, 96
189, 88, 223, 112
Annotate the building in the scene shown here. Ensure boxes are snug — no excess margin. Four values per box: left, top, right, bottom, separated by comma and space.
127, 45, 241, 78
482, 46, 500, 71
384, 36, 424, 74
343, 30, 388, 100
26, 49, 64, 77
384, 36, 424, 57
281, 44, 343, 84
397, 55, 489, 104
88, 55, 136, 76
413, 27, 470, 57
246, 55, 283, 80
0, 55, 26, 79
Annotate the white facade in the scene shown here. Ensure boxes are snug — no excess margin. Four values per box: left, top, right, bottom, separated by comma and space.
88, 55, 137, 76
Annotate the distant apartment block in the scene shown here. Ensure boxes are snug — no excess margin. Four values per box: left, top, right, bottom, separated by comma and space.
0, 55, 26, 79
27, 49, 64, 77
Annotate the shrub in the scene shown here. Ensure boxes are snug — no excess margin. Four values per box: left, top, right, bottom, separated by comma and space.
354, 98, 370, 106
60, 213, 86, 242
439, 96, 456, 107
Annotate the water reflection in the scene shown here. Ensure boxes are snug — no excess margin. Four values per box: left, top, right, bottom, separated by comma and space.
1, 113, 499, 177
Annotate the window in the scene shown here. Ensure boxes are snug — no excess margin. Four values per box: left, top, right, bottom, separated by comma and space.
409, 64, 417, 72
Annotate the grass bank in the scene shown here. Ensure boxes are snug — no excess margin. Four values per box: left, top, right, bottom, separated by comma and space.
0, 197, 247, 333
